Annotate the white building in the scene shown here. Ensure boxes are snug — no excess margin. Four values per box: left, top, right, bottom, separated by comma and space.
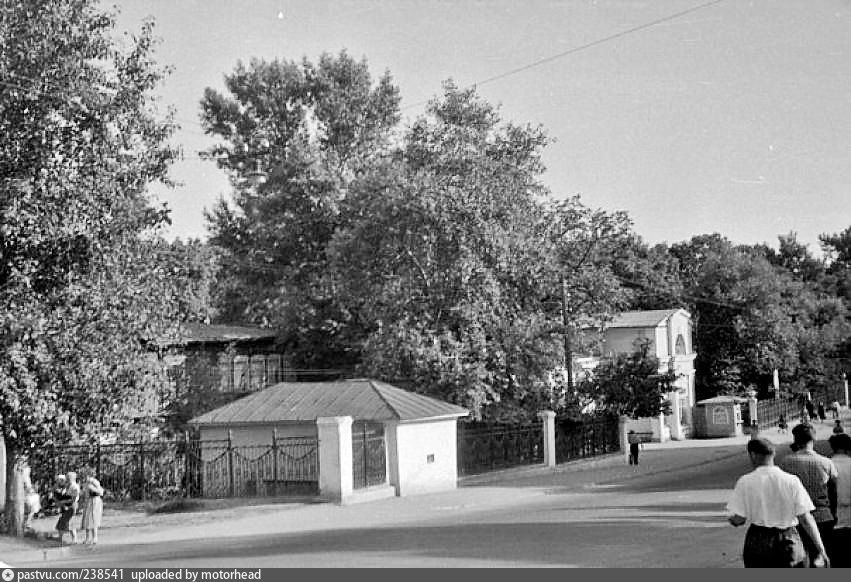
578, 308, 697, 442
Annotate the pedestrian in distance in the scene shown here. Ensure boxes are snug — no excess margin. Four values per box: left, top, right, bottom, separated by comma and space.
818, 402, 827, 423
627, 430, 641, 466
834, 419, 845, 435
806, 400, 816, 423
779, 424, 839, 566
827, 433, 851, 567
79, 470, 105, 545
778, 414, 788, 434
831, 400, 841, 420
726, 438, 829, 567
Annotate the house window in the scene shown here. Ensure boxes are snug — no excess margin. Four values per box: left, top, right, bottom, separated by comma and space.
675, 334, 687, 355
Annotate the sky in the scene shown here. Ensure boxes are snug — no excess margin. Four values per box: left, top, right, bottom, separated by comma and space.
113, 0, 851, 252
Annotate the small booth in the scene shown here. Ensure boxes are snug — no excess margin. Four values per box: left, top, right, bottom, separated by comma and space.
693, 395, 747, 438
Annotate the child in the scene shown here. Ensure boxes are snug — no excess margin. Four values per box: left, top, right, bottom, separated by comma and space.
777, 414, 788, 433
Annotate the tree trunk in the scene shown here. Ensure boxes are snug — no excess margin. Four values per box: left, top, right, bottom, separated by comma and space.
3, 448, 25, 537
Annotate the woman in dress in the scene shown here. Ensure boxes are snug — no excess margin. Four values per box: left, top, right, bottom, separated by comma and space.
79, 471, 105, 545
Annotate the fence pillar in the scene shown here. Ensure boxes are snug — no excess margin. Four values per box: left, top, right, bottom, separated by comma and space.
618, 415, 629, 463
537, 411, 556, 468
272, 428, 279, 486
748, 393, 759, 438
227, 429, 235, 497
317, 416, 353, 504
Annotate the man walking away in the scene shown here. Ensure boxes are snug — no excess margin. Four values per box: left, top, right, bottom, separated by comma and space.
727, 438, 829, 567
828, 433, 851, 567
779, 424, 838, 565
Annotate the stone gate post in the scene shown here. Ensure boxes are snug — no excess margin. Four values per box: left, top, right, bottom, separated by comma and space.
538, 410, 556, 467
317, 416, 353, 504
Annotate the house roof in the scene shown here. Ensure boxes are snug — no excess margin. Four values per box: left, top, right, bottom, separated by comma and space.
181, 323, 277, 344
606, 309, 689, 329
696, 395, 748, 405
188, 378, 470, 426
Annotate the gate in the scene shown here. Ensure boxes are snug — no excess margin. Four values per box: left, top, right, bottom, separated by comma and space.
555, 416, 620, 464
185, 435, 319, 498
457, 421, 543, 476
352, 422, 387, 489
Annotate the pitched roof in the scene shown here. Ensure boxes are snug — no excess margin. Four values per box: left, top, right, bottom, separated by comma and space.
181, 323, 277, 344
606, 309, 688, 329
696, 395, 748, 405
189, 378, 469, 426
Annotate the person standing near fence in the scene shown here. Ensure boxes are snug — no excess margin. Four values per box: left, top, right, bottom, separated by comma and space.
53, 474, 76, 545
80, 470, 104, 545
22, 465, 40, 532
726, 438, 829, 567
627, 430, 641, 466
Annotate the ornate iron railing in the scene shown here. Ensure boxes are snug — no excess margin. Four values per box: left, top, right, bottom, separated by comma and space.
555, 416, 620, 464
352, 422, 387, 489
457, 421, 544, 476
31, 435, 319, 501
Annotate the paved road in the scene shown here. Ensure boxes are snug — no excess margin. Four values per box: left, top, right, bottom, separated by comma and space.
6, 420, 842, 568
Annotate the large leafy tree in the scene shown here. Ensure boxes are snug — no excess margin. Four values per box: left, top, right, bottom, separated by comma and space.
0, 0, 181, 535
664, 234, 849, 400
330, 84, 631, 419
200, 51, 400, 367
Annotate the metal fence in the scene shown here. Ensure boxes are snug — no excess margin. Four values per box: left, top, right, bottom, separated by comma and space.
30, 435, 319, 502
188, 437, 319, 498
457, 421, 544, 476
555, 416, 620, 464
756, 397, 795, 429
352, 422, 387, 489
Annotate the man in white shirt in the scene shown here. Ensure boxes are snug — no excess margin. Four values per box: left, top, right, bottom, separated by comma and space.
727, 438, 830, 567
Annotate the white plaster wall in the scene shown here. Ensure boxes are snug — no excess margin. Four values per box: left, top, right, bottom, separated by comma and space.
655, 325, 669, 359
392, 419, 459, 496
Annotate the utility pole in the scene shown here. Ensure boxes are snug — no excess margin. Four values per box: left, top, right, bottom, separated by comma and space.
562, 276, 574, 393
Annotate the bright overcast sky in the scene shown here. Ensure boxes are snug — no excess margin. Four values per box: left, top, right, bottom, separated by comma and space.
113, 0, 850, 252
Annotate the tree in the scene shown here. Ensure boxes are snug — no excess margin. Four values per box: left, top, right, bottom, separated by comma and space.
331, 83, 632, 419
755, 232, 824, 283
200, 51, 401, 367
577, 341, 677, 418
0, 1, 181, 535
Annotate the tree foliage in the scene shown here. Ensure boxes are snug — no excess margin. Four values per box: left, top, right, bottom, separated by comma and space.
201, 50, 400, 368
0, 0, 184, 534
577, 341, 677, 418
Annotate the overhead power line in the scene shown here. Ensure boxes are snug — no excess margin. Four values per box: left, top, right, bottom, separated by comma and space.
402, 0, 727, 111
